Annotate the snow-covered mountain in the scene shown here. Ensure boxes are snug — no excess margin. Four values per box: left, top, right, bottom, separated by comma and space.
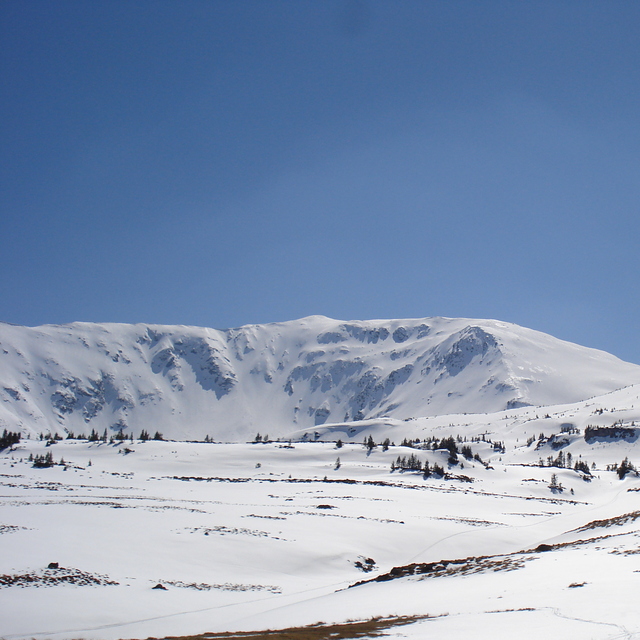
2, 316, 640, 441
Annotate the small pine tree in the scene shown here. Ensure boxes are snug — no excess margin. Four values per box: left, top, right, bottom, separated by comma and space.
574, 460, 591, 475
335, 457, 341, 470
335, 439, 343, 449
153, 431, 164, 441
617, 457, 636, 479
549, 473, 563, 491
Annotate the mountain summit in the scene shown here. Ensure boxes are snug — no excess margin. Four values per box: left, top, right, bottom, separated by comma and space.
1, 316, 639, 441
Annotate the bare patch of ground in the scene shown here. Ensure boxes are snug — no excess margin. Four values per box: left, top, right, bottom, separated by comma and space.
159, 580, 280, 593
352, 553, 530, 586
572, 511, 640, 532
145, 615, 433, 640
0, 566, 118, 588
0, 523, 28, 534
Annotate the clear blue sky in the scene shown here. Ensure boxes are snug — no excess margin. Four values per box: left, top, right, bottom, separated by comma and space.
2, 1, 640, 362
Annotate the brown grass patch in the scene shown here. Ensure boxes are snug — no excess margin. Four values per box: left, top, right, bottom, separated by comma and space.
572, 511, 640, 532
146, 615, 431, 640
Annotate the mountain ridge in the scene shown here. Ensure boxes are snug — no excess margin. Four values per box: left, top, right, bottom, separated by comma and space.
2, 315, 640, 441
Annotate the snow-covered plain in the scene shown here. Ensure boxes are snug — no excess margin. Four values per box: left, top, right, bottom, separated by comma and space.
3, 385, 640, 639
2, 317, 640, 639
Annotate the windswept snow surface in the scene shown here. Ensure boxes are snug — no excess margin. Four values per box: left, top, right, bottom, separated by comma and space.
2, 316, 640, 441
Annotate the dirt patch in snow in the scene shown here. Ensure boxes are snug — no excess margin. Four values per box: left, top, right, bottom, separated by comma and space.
352, 553, 530, 586
159, 580, 280, 593
145, 615, 433, 640
0, 566, 118, 588
571, 510, 640, 532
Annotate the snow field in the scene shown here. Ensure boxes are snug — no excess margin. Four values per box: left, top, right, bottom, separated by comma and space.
2, 437, 640, 639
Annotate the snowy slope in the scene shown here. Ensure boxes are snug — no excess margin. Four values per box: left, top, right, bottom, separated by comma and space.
2, 424, 640, 640
1, 316, 640, 441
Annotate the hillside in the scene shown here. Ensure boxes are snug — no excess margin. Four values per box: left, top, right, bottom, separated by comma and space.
2, 316, 640, 441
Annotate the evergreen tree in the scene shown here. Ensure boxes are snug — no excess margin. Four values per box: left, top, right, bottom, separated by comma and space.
0, 429, 20, 451
574, 459, 591, 475
617, 457, 636, 479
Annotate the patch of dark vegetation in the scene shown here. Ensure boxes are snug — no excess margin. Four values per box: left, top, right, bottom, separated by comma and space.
611, 547, 640, 555
146, 615, 433, 640
279, 510, 404, 525
167, 475, 584, 505
607, 457, 639, 479
354, 557, 376, 572
351, 529, 637, 589
185, 526, 284, 540
0, 524, 28, 534
524, 527, 640, 556
431, 516, 504, 527
351, 553, 530, 587
31, 451, 56, 468
0, 429, 20, 451
584, 425, 638, 443
159, 580, 280, 593
0, 566, 118, 588
572, 511, 640, 532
